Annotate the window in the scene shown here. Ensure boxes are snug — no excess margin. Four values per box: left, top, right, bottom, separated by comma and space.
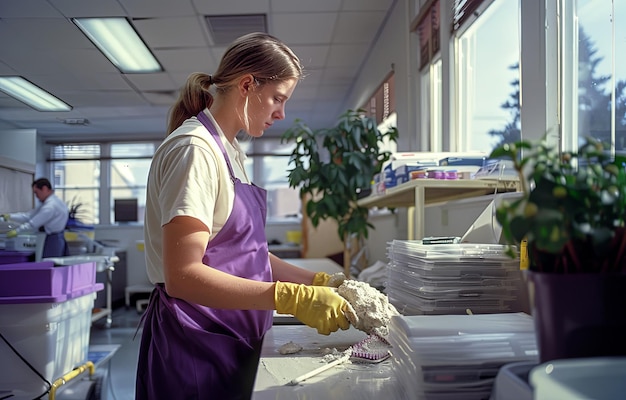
454, 0, 521, 153
48, 142, 157, 225
238, 138, 301, 219
361, 72, 397, 154
420, 59, 443, 151
49, 144, 101, 225
109, 143, 154, 224
561, 0, 626, 153
412, 1, 443, 151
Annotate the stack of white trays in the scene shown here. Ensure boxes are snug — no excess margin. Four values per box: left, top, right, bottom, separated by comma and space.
386, 240, 521, 315
388, 313, 538, 400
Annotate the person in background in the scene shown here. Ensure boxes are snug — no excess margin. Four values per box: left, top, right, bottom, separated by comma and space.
136, 32, 352, 400
1, 178, 69, 258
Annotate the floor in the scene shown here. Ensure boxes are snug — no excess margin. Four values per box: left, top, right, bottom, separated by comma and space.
88, 306, 144, 400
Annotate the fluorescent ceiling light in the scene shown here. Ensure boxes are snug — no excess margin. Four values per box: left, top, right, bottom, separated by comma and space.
73, 17, 162, 73
0, 76, 72, 111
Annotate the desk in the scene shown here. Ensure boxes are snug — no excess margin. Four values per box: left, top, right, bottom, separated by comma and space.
253, 325, 399, 400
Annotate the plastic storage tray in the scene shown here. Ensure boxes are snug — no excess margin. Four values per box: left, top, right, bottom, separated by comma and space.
0, 250, 35, 265
0, 289, 100, 397
0, 261, 97, 302
0, 260, 102, 398
387, 240, 518, 260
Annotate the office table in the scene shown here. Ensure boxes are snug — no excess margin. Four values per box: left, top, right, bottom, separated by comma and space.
253, 325, 399, 400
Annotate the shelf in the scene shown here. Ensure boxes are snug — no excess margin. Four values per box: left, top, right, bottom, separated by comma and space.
358, 178, 519, 209
357, 178, 520, 240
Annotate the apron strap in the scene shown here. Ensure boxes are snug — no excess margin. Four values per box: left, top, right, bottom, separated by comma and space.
196, 110, 236, 181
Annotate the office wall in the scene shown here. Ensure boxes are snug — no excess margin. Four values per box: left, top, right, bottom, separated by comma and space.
0, 129, 37, 213
94, 225, 149, 287
344, 0, 418, 151
344, 0, 414, 264
0, 129, 37, 163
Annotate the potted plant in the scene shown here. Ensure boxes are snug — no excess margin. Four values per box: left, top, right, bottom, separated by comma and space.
490, 136, 626, 362
281, 109, 398, 275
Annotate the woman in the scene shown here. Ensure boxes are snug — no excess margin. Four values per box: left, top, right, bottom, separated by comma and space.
136, 32, 353, 399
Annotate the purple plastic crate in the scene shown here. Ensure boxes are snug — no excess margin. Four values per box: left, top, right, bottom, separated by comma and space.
0, 250, 35, 265
0, 261, 102, 303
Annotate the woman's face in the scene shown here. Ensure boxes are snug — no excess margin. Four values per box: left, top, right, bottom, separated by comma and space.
245, 77, 298, 137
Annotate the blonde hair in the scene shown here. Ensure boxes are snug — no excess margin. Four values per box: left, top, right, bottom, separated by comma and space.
166, 32, 304, 135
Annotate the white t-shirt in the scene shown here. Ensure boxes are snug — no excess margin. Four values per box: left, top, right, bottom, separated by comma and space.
144, 110, 250, 284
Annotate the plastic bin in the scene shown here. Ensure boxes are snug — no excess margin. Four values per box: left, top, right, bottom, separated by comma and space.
0, 261, 102, 398
0, 250, 35, 265
0, 261, 97, 302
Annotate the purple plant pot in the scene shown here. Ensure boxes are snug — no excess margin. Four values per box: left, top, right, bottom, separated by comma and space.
530, 271, 626, 363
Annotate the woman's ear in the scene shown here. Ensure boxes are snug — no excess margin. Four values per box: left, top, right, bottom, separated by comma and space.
238, 74, 256, 96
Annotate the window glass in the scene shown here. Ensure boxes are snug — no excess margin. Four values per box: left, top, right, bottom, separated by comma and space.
239, 137, 301, 219
421, 60, 443, 151
455, 0, 520, 153
110, 157, 150, 224
51, 147, 100, 225
569, 0, 626, 152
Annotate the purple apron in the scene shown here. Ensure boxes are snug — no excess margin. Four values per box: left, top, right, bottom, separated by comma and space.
135, 111, 273, 400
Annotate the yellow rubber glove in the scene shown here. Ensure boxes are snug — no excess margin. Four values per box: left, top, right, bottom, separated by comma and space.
275, 281, 353, 335
6, 229, 17, 238
312, 271, 347, 288
1, 214, 10, 222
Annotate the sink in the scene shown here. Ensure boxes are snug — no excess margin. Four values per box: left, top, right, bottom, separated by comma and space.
43, 254, 120, 272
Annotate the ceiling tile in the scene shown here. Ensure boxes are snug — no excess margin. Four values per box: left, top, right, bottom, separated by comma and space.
342, 0, 394, 12
155, 48, 218, 73
123, 73, 178, 92
333, 11, 386, 43
133, 17, 208, 48
290, 45, 329, 69
117, 0, 196, 18
49, 0, 127, 17
192, 0, 270, 15
0, 0, 62, 17
272, 13, 337, 44
326, 43, 369, 68
270, 0, 341, 13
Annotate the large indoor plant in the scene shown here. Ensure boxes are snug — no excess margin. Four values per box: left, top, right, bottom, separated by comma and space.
490, 136, 626, 362
281, 109, 398, 275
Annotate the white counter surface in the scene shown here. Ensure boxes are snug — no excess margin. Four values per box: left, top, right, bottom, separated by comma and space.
253, 325, 400, 400
281, 257, 343, 274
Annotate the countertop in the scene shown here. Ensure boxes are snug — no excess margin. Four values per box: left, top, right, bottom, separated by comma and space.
252, 325, 400, 400
281, 257, 343, 274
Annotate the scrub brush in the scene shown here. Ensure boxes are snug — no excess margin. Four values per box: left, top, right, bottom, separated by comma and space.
285, 335, 391, 385
350, 334, 391, 363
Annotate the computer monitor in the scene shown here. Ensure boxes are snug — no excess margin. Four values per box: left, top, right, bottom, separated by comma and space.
114, 198, 138, 223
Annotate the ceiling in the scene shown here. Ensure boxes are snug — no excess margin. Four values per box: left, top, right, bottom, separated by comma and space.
0, 0, 395, 141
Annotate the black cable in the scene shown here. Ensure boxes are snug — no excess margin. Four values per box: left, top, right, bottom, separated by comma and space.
0, 330, 51, 399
